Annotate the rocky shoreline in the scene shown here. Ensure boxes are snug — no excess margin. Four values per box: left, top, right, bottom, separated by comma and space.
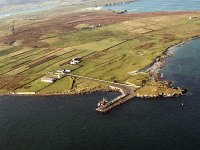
1, 86, 114, 97
0, 37, 199, 98
135, 36, 200, 99
101, 0, 137, 7
146, 36, 200, 74
136, 85, 187, 99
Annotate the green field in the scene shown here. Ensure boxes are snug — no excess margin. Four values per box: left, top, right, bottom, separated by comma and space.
0, 12, 200, 95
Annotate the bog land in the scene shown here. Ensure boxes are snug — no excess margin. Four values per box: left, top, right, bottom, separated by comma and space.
0, 8, 200, 97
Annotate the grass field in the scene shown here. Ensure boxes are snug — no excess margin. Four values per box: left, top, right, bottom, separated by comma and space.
0, 11, 200, 95
38, 76, 74, 94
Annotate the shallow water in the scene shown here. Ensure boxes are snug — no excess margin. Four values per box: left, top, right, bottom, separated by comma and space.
1, 39, 200, 149
104, 0, 200, 13
0, 4, 53, 19
0, 0, 73, 19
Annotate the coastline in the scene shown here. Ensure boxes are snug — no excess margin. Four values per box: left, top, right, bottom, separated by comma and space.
1, 8, 200, 100
1, 37, 198, 97
0, 86, 113, 97
145, 35, 200, 74
139, 36, 200, 74
96, 0, 137, 7
134, 36, 200, 98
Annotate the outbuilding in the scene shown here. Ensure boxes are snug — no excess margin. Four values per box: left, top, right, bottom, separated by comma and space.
41, 77, 57, 83
70, 58, 80, 65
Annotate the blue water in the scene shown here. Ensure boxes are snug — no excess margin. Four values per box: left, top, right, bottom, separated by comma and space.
104, 0, 200, 12
1, 39, 200, 149
0, 1, 66, 19
1, 0, 200, 148
2, 0, 200, 19
0, 4, 53, 19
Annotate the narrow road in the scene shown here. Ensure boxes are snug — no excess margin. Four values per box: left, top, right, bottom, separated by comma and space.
67, 74, 135, 113
67, 74, 133, 87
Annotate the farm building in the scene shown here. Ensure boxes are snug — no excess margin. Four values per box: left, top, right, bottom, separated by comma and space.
70, 58, 80, 65
189, 16, 198, 19
56, 69, 71, 74
41, 77, 57, 83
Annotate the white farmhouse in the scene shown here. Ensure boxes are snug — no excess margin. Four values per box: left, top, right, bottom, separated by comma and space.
70, 58, 80, 65
41, 77, 57, 83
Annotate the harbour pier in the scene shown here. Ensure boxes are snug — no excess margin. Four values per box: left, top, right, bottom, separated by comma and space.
96, 85, 135, 113
67, 74, 135, 113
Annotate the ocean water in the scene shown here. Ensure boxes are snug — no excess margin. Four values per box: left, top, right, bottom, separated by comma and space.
0, 0, 90, 20
0, 0, 74, 19
0, 3, 53, 19
104, 0, 200, 12
1, 39, 200, 149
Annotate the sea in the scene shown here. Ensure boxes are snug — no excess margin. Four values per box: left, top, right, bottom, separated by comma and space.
1, 0, 200, 150
104, 0, 200, 13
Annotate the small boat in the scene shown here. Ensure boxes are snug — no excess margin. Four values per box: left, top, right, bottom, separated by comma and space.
182, 102, 184, 107
97, 97, 108, 107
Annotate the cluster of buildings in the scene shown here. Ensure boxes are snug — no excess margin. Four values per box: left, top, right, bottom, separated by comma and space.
75, 23, 102, 30
41, 69, 71, 83
41, 58, 81, 83
23, 17, 38, 20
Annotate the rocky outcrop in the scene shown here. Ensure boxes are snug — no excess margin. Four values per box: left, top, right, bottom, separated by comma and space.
135, 79, 187, 99
136, 87, 187, 98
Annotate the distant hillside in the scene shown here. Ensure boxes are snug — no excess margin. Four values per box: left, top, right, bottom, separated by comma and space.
0, 0, 133, 7
0, 0, 46, 6
0, 0, 72, 6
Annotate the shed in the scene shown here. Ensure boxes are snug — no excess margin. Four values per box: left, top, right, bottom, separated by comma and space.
41, 77, 57, 83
